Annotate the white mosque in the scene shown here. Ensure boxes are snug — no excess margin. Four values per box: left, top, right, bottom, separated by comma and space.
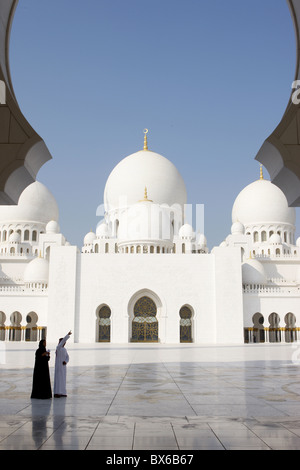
0, 131, 299, 345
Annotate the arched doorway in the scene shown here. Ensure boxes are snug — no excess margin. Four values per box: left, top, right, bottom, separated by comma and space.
268, 312, 281, 343
9, 311, 22, 341
252, 312, 265, 343
96, 305, 111, 342
179, 306, 193, 343
25, 312, 38, 341
285, 312, 297, 342
131, 296, 158, 342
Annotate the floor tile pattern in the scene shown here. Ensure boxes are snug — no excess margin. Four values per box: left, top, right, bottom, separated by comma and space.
1, 342, 300, 450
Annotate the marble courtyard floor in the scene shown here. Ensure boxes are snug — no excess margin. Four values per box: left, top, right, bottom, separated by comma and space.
1, 341, 300, 450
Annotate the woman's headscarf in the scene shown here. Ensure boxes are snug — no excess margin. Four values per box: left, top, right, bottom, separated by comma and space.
38, 339, 46, 351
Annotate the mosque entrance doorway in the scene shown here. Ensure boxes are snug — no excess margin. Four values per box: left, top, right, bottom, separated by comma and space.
131, 296, 158, 342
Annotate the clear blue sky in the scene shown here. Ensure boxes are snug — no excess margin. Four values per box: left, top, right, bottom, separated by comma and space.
9, 0, 299, 248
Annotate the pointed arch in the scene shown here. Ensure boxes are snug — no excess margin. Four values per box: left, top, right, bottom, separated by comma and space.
128, 289, 162, 343
25, 312, 38, 341
179, 305, 194, 343
95, 304, 111, 342
252, 312, 265, 343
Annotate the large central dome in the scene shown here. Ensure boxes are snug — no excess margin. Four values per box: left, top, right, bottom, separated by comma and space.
104, 149, 187, 212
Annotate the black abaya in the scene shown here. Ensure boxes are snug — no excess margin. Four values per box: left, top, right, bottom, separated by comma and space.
31, 341, 52, 399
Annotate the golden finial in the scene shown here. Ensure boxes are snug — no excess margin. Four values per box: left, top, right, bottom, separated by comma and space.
143, 129, 149, 151
139, 186, 153, 202
260, 164, 264, 180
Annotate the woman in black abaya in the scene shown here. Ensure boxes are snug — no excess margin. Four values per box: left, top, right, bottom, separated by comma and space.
31, 339, 52, 399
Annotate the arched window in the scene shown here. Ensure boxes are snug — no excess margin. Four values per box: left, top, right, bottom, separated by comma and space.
179, 306, 193, 343
96, 305, 111, 342
24, 230, 29, 241
253, 231, 259, 243
32, 230, 37, 242
114, 219, 119, 237
170, 212, 175, 237
261, 231, 267, 242
105, 243, 109, 253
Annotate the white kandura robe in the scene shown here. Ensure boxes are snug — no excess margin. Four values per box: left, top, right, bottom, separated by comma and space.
54, 334, 70, 396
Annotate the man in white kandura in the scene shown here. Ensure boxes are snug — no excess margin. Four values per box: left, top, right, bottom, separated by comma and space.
54, 331, 72, 398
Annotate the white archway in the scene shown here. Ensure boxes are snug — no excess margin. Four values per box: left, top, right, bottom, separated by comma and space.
127, 289, 163, 343
95, 304, 111, 342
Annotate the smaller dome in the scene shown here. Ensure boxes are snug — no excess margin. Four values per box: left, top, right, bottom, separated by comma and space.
269, 233, 282, 245
46, 220, 60, 234
232, 178, 296, 226
296, 237, 300, 248
231, 221, 245, 235
179, 224, 195, 240
24, 257, 49, 284
242, 258, 267, 285
84, 231, 96, 245
96, 223, 109, 238
9, 232, 21, 243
